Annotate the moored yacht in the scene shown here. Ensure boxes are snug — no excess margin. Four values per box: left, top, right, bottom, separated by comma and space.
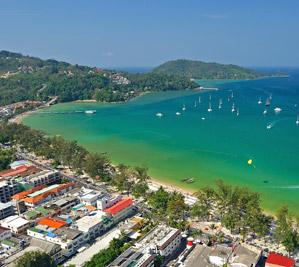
156, 112, 163, 117
182, 105, 186, 111
231, 103, 235, 113
207, 102, 212, 112
296, 115, 299, 125
176, 112, 181, 116
85, 110, 96, 114
258, 97, 262, 105
274, 107, 282, 114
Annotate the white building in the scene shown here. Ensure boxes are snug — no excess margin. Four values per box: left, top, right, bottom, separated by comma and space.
22, 170, 61, 187
97, 194, 122, 210
135, 225, 181, 257
1, 215, 30, 234
0, 180, 19, 203
0, 202, 14, 220
79, 189, 103, 206
0, 226, 12, 241
75, 210, 113, 239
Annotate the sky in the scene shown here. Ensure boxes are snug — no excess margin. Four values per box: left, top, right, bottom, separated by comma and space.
0, 0, 299, 68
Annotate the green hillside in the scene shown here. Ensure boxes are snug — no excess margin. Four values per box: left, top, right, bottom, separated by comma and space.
152, 59, 263, 80
0, 51, 197, 105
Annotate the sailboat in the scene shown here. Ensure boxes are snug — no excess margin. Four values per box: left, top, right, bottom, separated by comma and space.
263, 109, 267, 115
198, 96, 201, 104
258, 97, 262, 105
231, 103, 235, 113
296, 115, 299, 125
269, 93, 273, 100
207, 102, 212, 112
265, 97, 271, 107
236, 108, 239, 116
228, 96, 230, 102
231, 91, 234, 98
182, 105, 186, 111
194, 101, 197, 108
218, 98, 222, 109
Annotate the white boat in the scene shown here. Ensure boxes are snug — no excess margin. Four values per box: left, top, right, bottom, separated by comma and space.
182, 105, 186, 111
201, 117, 206, 120
231, 91, 234, 98
263, 109, 267, 115
218, 99, 222, 109
266, 123, 273, 129
258, 98, 262, 105
156, 112, 163, 117
198, 96, 201, 103
269, 93, 272, 100
194, 101, 197, 108
231, 103, 235, 113
176, 112, 181, 116
236, 108, 239, 116
209, 94, 212, 101
296, 115, 299, 125
228, 96, 230, 102
85, 110, 96, 114
274, 107, 282, 113
207, 102, 212, 112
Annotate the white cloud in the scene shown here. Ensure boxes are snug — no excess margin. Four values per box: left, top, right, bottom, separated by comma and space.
102, 51, 114, 57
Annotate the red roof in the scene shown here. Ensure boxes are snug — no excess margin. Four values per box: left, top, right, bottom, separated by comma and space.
104, 197, 133, 215
12, 185, 46, 201
0, 165, 30, 178
38, 218, 67, 229
266, 252, 295, 267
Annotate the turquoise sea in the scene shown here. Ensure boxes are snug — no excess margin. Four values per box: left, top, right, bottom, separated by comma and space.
23, 70, 299, 214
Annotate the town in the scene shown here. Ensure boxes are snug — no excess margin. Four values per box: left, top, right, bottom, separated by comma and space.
0, 122, 298, 267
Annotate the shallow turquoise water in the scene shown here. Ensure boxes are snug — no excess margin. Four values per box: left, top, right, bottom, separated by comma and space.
24, 73, 299, 214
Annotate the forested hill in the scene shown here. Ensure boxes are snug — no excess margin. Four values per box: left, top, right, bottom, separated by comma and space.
152, 59, 263, 80
0, 51, 197, 105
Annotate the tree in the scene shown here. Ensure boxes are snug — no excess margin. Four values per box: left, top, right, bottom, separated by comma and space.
84, 152, 109, 180
0, 148, 14, 171
113, 164, 133, 193
16, 251, 55, 267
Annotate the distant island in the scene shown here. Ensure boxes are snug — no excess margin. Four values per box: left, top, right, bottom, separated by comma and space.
152, 59, 264, 80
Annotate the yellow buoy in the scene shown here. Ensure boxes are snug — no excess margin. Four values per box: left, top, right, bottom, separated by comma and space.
247, 159, 253, 165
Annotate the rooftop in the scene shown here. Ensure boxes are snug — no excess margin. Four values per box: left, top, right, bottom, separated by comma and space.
76, 210, 110, 231
104, 197, 133, 215
0, 201, 13, 210
266, 252, 295, 267
1, 215, 29, 228
54, 227, 82, 240
38, 217, 67, 229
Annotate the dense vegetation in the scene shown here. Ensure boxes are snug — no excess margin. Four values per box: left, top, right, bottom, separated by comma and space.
152, 59, 264, 79
0, 51, 197, 105
0, 148, 14, 171
84, 236, 130, 267
16, 251, 56, 267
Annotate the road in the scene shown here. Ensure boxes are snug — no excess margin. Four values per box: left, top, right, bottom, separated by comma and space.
15, 150, 99, 190
64, 227, 121, 267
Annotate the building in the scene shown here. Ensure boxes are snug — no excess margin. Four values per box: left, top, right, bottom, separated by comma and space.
46, 196, 80, 213
22, 170, 61, 187
79, 189, 103, 206
75, 210, 113, 239
104, 197, 136, 224
97, 194, 122, 210
0, 226, 12, 241
0, 180, 19, 203
135, 225, 182, 258
4, 238, 63, 266
1, 215, 30, 234
21, 182, 75, 208
27, 224, 86, 258
265, 252, 295, 267
0, 202, 14, 219
109, 248, 155, 267
180, 244, 261, 267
